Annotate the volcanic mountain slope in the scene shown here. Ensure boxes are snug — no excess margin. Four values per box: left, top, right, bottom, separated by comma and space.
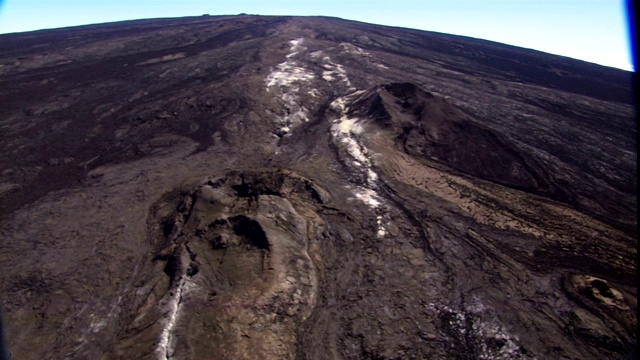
0, 15, 636, 359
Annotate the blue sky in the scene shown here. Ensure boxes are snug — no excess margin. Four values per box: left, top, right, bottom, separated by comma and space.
0, 0, 634, 71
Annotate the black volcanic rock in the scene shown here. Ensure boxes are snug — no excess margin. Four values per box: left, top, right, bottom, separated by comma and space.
0, 15, 636, 359
349, 82, 555, 192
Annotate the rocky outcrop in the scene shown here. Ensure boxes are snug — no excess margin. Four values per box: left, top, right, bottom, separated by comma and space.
348, 82, 555, 192
112, 170, 326, 359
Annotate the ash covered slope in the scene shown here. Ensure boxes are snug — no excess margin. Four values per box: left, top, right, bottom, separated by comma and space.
0, 15, 636, 359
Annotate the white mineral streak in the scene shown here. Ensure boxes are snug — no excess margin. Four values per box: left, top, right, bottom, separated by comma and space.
287, 38, 305, 57
156, 277, 192, 360
330, 92, 389, 238
329, 94, 377, 186
355, 188, 381, 208
376, 216, 386, 237
265, 38, 315, 135
439, 301, 525, 359
266, 62, 314, 88
309, 50, 324, 59
320, 56, 353, 89
339, 42, 372, 57
89, 317, 107, 333
338, 42, 391, 72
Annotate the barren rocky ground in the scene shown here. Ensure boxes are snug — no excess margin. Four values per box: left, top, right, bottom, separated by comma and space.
0, 15, 636, 359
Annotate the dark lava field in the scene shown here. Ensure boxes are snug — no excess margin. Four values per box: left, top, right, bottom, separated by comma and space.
0, 15, 636, 359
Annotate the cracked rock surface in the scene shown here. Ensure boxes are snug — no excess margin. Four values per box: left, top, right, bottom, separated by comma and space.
0, 15, 636, 359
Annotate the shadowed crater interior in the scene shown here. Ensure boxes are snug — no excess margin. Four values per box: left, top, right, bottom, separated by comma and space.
230, 215, 270, 250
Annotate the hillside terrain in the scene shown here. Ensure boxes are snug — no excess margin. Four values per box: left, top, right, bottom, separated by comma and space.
0, 15, 636, 359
